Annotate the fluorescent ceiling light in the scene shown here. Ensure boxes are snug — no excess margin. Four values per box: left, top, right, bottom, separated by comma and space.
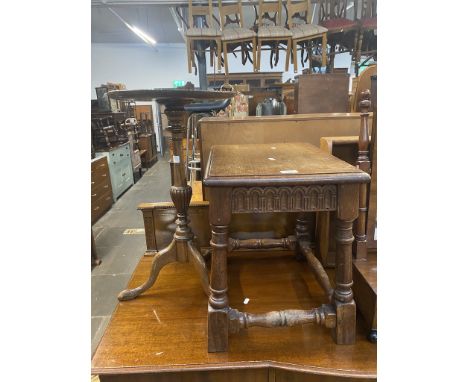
130, 26, 156, 45
107, 7, 157, 46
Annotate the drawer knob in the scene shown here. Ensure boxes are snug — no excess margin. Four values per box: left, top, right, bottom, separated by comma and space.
92, 194, 97, 197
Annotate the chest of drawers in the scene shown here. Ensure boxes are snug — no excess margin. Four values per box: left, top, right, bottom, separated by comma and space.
96, 142, 134, 201
91, 156, 113, 224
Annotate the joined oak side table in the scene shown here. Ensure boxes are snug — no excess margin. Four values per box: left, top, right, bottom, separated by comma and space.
203, 143, 370, 352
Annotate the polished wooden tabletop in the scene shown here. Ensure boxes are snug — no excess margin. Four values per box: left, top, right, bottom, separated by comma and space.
204, 143, 370, 187
107, 89, 235, 106
92, 250, 377, 379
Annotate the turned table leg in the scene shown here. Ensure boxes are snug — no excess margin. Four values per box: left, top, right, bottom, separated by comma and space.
333, 184, 359, 344
208, 188, 232, 352
294, 213, 313, 261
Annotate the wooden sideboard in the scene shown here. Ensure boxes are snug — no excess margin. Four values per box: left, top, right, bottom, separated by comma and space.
96, 142, 134, 202
92, 251, 377, 381
91, 156, 113, 224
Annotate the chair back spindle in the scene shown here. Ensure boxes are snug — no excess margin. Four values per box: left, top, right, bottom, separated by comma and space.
319, 0, 349, 22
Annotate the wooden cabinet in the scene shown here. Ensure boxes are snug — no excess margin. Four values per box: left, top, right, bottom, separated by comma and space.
138, 133, 157, 167
295, 73, 350, 113
96, 143, 134, 202
91, 157, 113, 224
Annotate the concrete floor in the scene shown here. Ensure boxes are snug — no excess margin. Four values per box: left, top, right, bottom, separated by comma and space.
91, 155, 171, 356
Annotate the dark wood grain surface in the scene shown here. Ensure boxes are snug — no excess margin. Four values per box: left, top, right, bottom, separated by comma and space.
92, 250, 376, 379
107, 89, 235, 105
204, 143, 369, 186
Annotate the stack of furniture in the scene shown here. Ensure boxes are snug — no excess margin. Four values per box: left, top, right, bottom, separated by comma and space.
135, 110, 158, 168
183, 1, 377, 75
91, 156, 113, 224
95, 143, 134, 202
91, 114, 128, 150
126, 125, 142, 179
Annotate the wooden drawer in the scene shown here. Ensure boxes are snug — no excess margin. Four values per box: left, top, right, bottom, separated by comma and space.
91, 188, 113, 224
92, 178, 111, 196
92, 170, 111, 191
91, 157, 109, 175
91, 156, 107, 169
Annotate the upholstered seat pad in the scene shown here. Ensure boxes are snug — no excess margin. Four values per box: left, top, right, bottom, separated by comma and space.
321, 18, 358, 32
186, 27, 221, 37
257, 25, 292, 38
290, 24, 327, 39
361, 17, 377, 30
221, 26, 256, 41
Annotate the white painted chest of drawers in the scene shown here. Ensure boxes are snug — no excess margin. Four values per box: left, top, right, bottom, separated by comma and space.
96, 142, 134, 201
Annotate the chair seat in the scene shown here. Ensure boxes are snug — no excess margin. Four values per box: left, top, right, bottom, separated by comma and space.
221, 26, 256, 41
321, 18, 358, 32
290, 24, 328, 39
186, 27, 221, 37
257, 25, 292, 39
361, 17, 377, 30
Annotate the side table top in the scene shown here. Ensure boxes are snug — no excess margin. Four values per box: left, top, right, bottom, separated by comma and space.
204, 143, 370, 187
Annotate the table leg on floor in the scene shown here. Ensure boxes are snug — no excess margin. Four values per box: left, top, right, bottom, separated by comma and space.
208, 188, 231, 352
333, 183, 359, 344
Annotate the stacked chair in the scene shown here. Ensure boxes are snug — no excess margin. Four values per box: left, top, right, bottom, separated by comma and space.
319, 0, 360, 72
354, 0, 377, 74
255, 0, 292, 72
185, 0, 222, 73
184, 0, 377, 75
218, 0, 257, 75
286, 0, 328, 73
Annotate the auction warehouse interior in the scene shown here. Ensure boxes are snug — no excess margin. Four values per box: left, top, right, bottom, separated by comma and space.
91, 0, 377, 380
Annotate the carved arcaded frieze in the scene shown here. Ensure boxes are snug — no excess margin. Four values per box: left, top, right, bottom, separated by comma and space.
231, 185, 337, 213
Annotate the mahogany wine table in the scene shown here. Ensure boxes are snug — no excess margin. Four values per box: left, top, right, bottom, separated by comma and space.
92, 251, 377, 382
106, 88, 234, 304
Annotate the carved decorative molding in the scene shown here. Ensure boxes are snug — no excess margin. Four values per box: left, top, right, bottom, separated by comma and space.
231, 185, 337, 213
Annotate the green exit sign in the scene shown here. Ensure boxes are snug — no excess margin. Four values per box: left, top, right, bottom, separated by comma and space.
173, 80, 185, 88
